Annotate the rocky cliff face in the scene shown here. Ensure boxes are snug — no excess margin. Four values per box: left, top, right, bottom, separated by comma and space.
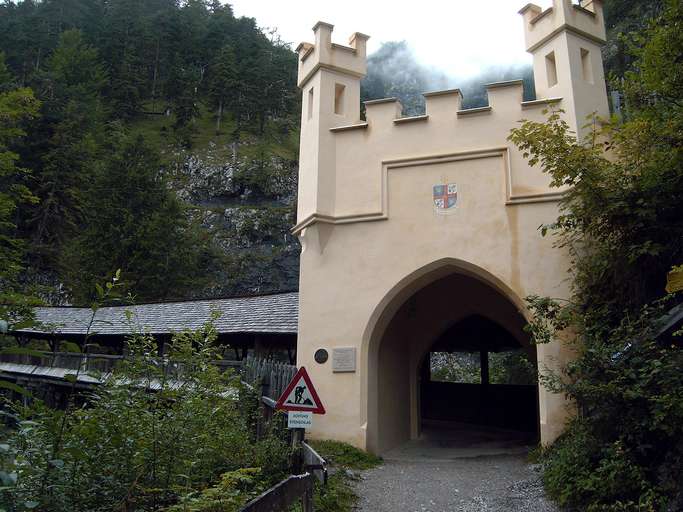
168, 142, 300, 298
23, 141, 301, 306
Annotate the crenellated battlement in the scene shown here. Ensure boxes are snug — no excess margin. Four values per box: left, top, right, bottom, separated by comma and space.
332, 80, 560, 133
294, 1, 609, 233
296, 21, 369, 89
519, 0, 605, 53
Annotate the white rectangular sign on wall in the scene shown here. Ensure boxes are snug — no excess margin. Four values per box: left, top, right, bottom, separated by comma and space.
288, 411, 313, 429
332, 347, 356, 373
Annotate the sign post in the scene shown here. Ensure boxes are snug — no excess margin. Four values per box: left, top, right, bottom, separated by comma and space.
275, 367, 325, 473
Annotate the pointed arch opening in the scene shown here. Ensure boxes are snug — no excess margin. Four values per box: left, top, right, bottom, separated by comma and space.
361, 259, 539, 455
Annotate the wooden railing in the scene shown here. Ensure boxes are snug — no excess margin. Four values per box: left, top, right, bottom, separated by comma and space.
0, 351, 243, 381
1, 351, 124, 373
302, 441, 327, 485
239, 472, 314, 512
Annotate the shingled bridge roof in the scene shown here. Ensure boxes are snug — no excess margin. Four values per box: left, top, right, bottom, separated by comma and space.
13, 291, 299, 337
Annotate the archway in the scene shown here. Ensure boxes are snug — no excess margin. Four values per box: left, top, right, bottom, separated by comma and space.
363, 261, 539, 455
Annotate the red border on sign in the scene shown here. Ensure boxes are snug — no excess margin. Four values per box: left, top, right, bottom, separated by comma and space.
275, 366, 326, 414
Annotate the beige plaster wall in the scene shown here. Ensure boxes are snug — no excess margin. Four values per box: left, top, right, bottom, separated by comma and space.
296, 177, 569, 452
293, 0, 608, 453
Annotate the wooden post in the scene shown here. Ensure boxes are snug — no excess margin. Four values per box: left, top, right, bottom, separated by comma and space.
480, 350, 490, 425
291, 427, 305, 474
301, 477, 314, 512
480, 350, 489, 385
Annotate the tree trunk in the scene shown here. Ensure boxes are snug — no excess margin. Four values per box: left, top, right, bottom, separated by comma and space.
151, 39, 160, 110
216, 99, 223, 134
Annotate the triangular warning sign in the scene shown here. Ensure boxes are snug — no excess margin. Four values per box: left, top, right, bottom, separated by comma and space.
275, 367, 325, 414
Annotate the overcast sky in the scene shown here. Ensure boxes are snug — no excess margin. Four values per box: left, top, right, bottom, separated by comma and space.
227, 0, 554, 79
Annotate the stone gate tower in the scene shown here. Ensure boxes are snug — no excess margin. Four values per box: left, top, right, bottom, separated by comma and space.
293, 0, 609, 454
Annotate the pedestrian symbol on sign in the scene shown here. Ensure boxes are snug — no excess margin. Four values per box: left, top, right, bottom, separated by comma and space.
275, 367, 325, 414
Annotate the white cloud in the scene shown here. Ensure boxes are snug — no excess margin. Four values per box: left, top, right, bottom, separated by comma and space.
227, 0, 555, 79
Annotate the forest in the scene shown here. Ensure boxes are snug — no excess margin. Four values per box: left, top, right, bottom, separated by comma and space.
0, 0, 301, 308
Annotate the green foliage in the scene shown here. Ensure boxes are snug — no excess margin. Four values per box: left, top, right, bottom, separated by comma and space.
165, 468, 265, 512
0, 86, 40, 283
62, 132, 216, 303
542, 420, 662, 512
0, 0, 300, 303
489, 351, 537, 385
602, 0, 664, 79
509, 2, 683, 509
430, 351, 537, 385
1, 313, 291, 512
0, 60, 41, 329
530, 299, 683, 510
308, 440, 382, 472
312, 471, 359, 512
28, 29, 107, 265
301, 440, 381, 512
430, 352, 481, 384
208, 45, 238, 135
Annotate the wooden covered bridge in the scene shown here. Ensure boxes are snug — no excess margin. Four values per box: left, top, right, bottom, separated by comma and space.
1, 292, 299, 405
8, 291, 299, 360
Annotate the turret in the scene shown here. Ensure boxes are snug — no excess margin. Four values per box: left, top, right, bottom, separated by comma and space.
295, 23, 369, 222
519, 0, 609, 138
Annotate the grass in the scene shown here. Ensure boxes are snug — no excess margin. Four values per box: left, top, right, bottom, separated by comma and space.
312, 472, 359, 512
308, 439, 382, 471
128, 102, 299, 164
300, 440, 382, 512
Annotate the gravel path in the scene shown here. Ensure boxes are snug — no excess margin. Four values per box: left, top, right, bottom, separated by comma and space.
353, 454, 558, 512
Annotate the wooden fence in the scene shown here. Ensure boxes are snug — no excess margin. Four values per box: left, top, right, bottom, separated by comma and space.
239, 472, 314, 512
242, 355, 297, 400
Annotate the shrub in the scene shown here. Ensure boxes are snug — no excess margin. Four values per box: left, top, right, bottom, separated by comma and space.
508, 2, 683, 508
0, 318, 291, 512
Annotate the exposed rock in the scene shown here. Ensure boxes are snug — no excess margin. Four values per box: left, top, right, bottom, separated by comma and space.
168, 143, 300, 298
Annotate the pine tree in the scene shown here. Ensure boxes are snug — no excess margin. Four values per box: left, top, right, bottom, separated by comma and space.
29, 30, 106, 265
208, 44, 237, 134
0, 61, 40, 325
63, 133, 213, 303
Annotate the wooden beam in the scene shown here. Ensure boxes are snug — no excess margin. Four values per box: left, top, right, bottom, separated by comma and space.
239, 473, 314, 512
480, 350, 489, 385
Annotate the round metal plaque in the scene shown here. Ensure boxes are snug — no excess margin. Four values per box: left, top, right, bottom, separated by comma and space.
314, 348, 329, 364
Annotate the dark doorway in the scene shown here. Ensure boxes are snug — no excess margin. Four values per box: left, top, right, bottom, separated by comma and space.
419, 315, 539, 442
371, 270, 541, 455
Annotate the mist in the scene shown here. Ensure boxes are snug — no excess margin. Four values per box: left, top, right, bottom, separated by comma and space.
361, 41, 535, 115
